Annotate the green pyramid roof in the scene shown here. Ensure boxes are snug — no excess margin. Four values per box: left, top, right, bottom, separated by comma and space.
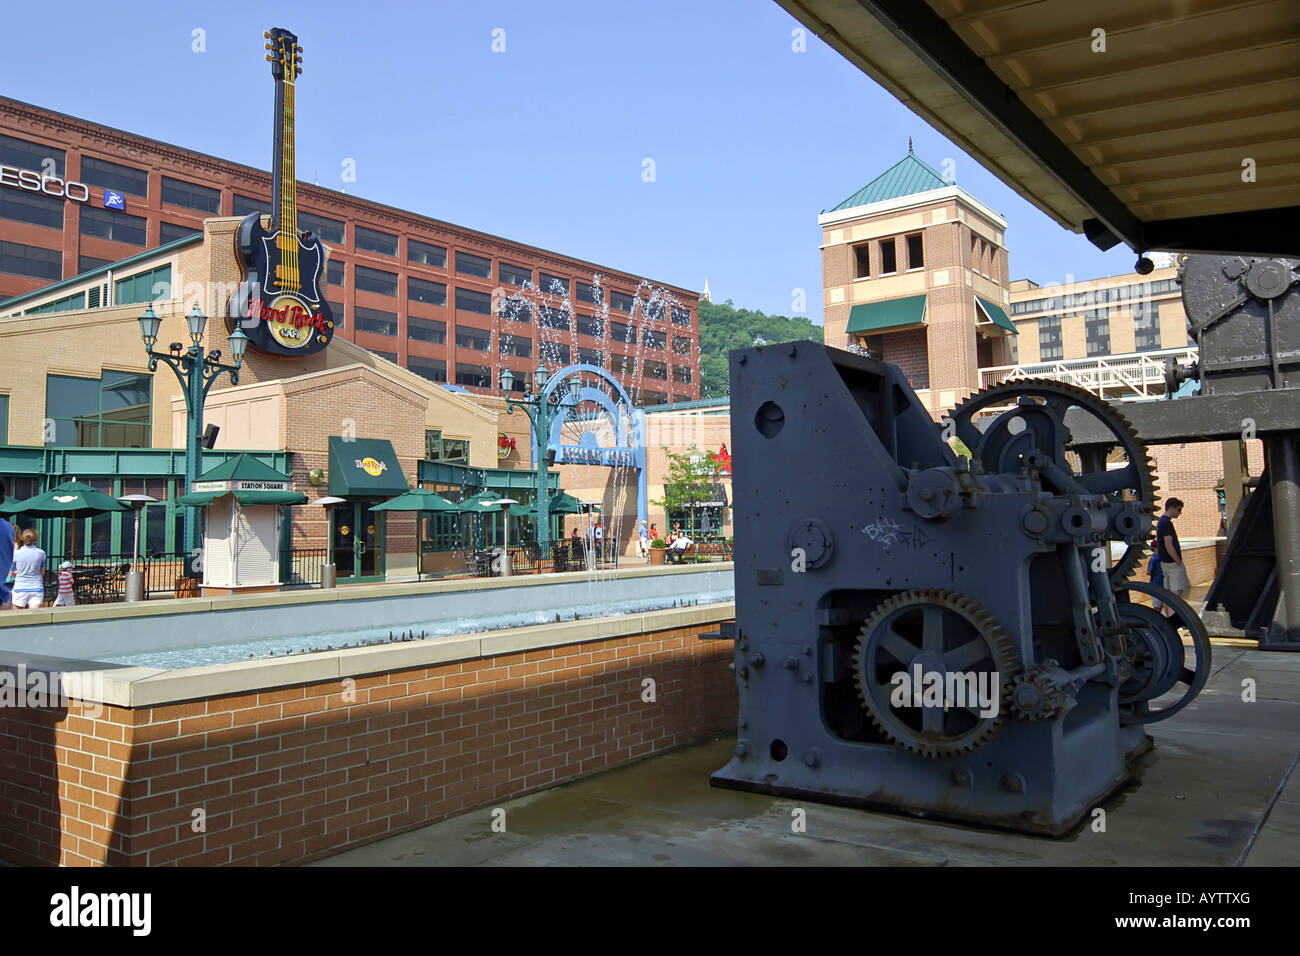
195, 453, 293, 484
830, 153, 951, 212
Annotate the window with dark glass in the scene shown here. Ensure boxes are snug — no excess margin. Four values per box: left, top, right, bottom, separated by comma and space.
408, 239, 447, 268
499, 261, 531, 287
540, 273, 569, 296
906, 233, 924, 270
327, 259, 345, 286
501, 335, 532, 358
455, 251, 491, 278
672, 335, 693, 354
674, 394, 691, 404
354, 306, 398, 336
643, 300, 666, 320
576, 316, 603, 338
0, 134, 64, 177
78, 255, 111, 274
1085, 309, 1110, 357
0, 190, 63, 229
231, 193, 268, 218
0, 241, 61, 280
80, 156, 147, 197
610, 321, 636, 343
575, 281, 602, 305
371, 350, 398, 364
455, 363, 491, 388
609, 291, 634, 313
159, 222, 200, 244
1038, 314, 1063, 361
80, 206, 146, 246
355, 265, 398, 297
643, 359, 667, 380
408, 276, 447, 306
456, 287, 492, 315
408, 316, 445, 343
672, 365, 692, 384
854, 244, 871, 278
577, 348, 602, 367
327, 300, 344, 329
500, 298, 531, 323
299, 211, 344, 245
114, 265, 171, 305
879, 238, 897, 274
641, 329, 666, 350
455, 326, 491, 351
355, 225, 397, 256
0, 394, 6, 444
1133, 299, 1161, 352
410, 356, 447, 383
610, 355, 636, 375
538, 307, 570, 331
670, 307, 690, 326
540, 341, 571, 365
441, 439, 469, 462
161, 176, 219, 213
46, 370, 151, 448
24, 291, 85, 316
641, 390, 668, 406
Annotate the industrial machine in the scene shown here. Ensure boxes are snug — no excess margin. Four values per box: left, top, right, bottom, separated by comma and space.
712, 341, 1211, 835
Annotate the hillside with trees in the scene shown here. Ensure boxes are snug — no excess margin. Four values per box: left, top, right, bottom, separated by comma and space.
696, 299, 824, 398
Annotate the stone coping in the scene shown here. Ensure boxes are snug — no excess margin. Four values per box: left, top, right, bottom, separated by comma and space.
0, 601, 736, 710
0, 561, 733, 629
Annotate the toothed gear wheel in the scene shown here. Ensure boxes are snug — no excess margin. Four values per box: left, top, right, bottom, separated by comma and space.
949, 378, 1157, 583
853, 589, 1019, 759
1009, 663, 1068, 720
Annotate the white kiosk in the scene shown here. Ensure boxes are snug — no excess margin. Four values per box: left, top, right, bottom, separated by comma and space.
177, 454, 308, 596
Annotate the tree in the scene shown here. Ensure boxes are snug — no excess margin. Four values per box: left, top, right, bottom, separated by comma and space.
697, 299, 824, 398
652, 445, 723, 515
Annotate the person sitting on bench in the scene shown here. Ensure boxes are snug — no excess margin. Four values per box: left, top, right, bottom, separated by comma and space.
667, 533, 694, 564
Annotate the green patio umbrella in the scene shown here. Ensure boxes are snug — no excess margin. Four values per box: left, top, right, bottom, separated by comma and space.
2, 480, 130, 558
368, 489, 460, 514
458, 490, 505, 513
547, 493, 584, 515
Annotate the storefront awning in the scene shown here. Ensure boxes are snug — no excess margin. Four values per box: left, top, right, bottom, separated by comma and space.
846, 294, 927, 334
975, 296, 1017, 334
328, 437, 409, 496
175, 491, 221, 507
233, 490, 308, 506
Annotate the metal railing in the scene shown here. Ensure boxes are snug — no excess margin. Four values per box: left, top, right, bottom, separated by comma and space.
979, 346, 1197, 398
37, 552, 185, 601
282, 547, 330, 587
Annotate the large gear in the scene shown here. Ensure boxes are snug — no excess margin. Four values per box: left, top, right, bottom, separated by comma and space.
948, 378, 1158, 583
853, 589, 1020, 759
1009, 662, 1069, 720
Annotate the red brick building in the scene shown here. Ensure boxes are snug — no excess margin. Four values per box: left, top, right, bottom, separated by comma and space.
0, 96, 700, 407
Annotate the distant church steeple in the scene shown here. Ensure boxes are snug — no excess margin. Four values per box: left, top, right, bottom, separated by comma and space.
701, 277, 712, 303
908, 137, 913, 154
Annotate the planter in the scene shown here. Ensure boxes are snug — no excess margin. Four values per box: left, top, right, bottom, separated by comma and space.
649, 548, 666, 566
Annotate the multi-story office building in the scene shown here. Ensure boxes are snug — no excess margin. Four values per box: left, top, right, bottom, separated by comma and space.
0, 96, 700, 407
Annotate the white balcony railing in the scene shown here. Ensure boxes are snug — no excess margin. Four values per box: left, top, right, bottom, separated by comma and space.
979, 346, 1197, 399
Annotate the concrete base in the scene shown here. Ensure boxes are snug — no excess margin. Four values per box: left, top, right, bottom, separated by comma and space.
200, 584, 283, 597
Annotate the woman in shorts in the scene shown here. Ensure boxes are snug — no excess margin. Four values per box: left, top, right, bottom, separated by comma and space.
11, 529, 47, 609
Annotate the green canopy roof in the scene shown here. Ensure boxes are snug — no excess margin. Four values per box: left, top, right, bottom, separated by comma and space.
370, 489, 460, 513
175, 489, 307, 507
846, 294, 928, 334
975, 296, 1018, 334
830, 153, 950, 212
328, 437, 409, 496
194, 453, 292, 484
2, 480, 130, 517
458, 490, 506, 514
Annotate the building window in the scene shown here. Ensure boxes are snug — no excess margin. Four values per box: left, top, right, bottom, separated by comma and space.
500, 298, 531, 323
499, 262, 531, 287
327, 259, 345, 287
610, 291, 634, 313
408, 275, 447, 307
159, 222, 200, 244
610, 355, 636, 375
0, 133, 65, 177
80, 156, 147, 197
354, 306, 398, 336
409, 356, 447, 383
643, 359, 668, 380
643, 300, 666, 320
538, 307, 570, 331
455, 326, 491, 351
327, 300, 344, 329
1038, 315, 1063, 361
114, 265, 171, 305
641, 390, 668, 406
641, 329, 667, 350
408, 317, 446, 344
540, 341, 571, 366
456, 287, 492, 315
425, 429, 442, 460
80, 206, 147, 246
502, 370, 531, 394
501, 335, 532, 358
1085, 309, 1110, 357
539, 273, 569, 296
0, 240, 61, 280
161, 176, 220, 213
672, 335, 693, 354
673, 365, 692, 384
575, 281, 602, 305
455, 363, 491, 388
906, 233, 924, 270
854, 244, 871, 278
231, 193, 267, 218
424, 431, 467, 462
355, 225, 397, 256
408, 239, 446, 268
297, 211, 344, 245
879, 238, 897, 275
577, 347, 602, 367
455, 251, 491, 278
24, 291, 85, 316
0, 190, 63, 230
371, 350, 398, 364
576, 316, 603, 338
610, 321, 636, 343
0, 394, 7, 444
78, 255, 111, 274
355, 265, 398, 297
671, 307, 691, 327
46, 370, 151, 448
1133, 299, 1161, 352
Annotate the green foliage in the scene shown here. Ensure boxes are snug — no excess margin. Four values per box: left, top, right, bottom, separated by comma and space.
652, 445, 723, 513
650, 538, 667, 549
697, 299, 824, 398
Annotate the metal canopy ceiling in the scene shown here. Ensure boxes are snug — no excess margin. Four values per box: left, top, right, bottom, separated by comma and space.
778, 0, 1299, 255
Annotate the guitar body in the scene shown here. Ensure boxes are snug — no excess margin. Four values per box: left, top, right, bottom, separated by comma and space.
229, 212, 333, 357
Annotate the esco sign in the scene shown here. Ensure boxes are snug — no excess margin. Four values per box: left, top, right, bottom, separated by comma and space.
0, 164, 90, 202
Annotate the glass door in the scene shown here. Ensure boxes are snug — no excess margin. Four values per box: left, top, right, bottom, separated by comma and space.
331, 501, 385, 583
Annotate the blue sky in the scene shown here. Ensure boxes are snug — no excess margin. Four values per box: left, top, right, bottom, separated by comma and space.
1, 0, 1141, 321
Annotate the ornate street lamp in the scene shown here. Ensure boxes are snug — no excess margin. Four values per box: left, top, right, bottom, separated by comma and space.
503, 362, 577, 560
138, 304, 246, 578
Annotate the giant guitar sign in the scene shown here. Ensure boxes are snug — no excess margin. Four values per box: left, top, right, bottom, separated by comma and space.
227, 27, 334, 357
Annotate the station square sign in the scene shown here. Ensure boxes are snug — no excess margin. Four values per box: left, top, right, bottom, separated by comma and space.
557, 446, 636, 467
191, 479, 292, 492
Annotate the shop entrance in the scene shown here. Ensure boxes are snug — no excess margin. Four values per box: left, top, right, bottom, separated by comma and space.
331, 500, 385, 582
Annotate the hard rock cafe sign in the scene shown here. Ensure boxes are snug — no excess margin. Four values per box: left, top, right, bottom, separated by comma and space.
497, 433, 516, 459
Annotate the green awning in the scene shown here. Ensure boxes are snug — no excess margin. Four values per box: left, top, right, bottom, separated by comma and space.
233, 490, 308, 506
195, 453, 292, 484
328, 437, 409, 496
975, 296, 1017, 334
846, 294, 928, 334
175, 491, 222, 507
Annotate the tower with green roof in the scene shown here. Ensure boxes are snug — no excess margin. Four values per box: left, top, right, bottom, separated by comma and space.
818, 145, 1018, 416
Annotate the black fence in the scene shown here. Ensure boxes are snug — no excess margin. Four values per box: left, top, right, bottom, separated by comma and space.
36, 552, 186, 602
282, 548, 330, 587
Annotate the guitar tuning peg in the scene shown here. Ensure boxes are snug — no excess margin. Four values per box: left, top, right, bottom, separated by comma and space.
263, 31, 271, 38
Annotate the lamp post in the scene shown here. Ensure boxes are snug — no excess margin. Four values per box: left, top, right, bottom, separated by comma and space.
117, 493, 158, 602
138, 304, 247, 578
501, 364, 577, 561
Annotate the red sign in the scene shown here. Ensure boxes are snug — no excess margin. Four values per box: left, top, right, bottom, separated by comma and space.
250, 297, 329, 334
715, 443, 732, 474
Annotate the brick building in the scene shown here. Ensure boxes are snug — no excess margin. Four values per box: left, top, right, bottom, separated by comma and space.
0, 96, 700, 407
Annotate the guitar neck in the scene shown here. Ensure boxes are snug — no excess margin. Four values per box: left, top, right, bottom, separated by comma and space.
273, 73, 301, 293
